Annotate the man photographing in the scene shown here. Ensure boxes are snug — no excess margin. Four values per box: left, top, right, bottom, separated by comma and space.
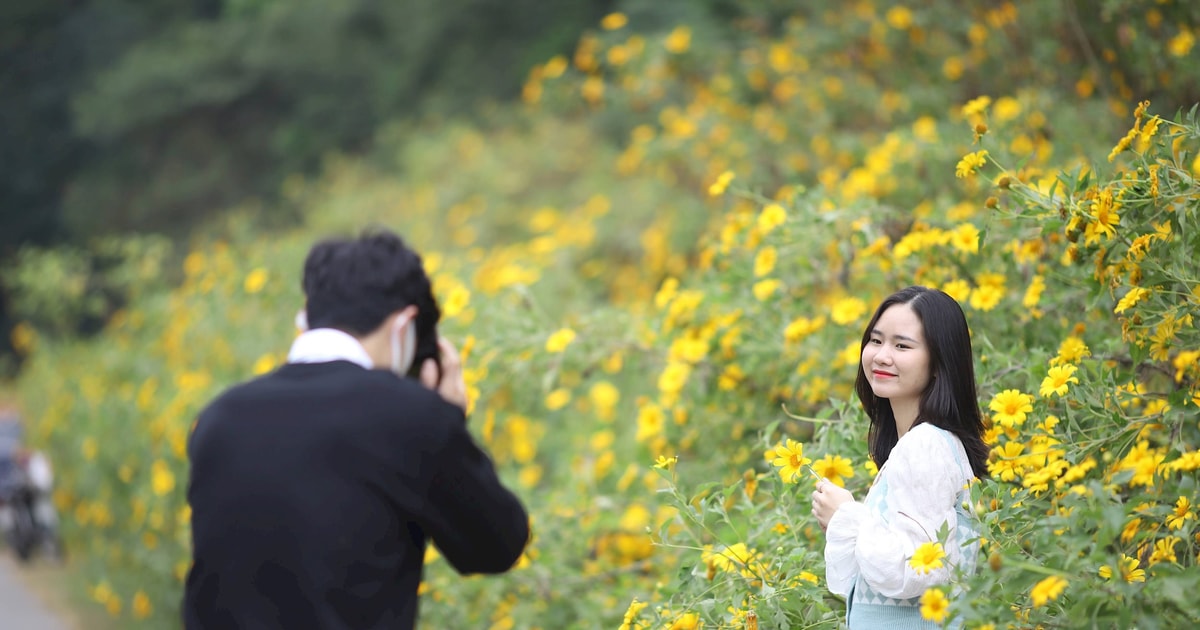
184, 229, 530, 629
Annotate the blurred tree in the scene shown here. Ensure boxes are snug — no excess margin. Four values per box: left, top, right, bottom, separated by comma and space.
63, 0, 615, 236
0, 0, 611, 367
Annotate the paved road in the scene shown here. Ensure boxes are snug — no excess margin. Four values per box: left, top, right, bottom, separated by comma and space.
0, 557, 69, 630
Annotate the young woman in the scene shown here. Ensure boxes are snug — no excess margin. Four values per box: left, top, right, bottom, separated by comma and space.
811, 286, 989, 628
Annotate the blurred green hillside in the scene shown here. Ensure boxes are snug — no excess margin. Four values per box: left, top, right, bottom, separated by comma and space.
6, 1, 1200, 628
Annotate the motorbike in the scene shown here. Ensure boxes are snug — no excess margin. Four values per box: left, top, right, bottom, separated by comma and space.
0, 444, 65, 563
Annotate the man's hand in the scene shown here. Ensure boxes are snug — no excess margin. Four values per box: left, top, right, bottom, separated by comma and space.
812, 479, 855, 531
421, 336, 468, 412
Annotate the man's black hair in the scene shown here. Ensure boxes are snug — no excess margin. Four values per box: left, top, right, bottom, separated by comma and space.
302, 228, 441, 376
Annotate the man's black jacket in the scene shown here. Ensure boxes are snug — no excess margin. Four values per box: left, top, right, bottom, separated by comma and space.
183, 360, 529, 629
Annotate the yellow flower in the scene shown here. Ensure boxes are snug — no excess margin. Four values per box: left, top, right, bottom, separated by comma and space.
950, 223, 980, 254
1030, 575, 1067, 607
941, 279, 971, 303
544, 388, 571, 411
961, 95, 992, 118
1139, 117, 1162, 145
988, 389, 1033, 428
588, 381, 620, 419
132, 590, 152, 620
545, 327, 577, 353
1148, 536, 1179, 565
1108, 126, 1138, 162
752, 279, 781, 301
864, 460, 879, 478
151, 460, 175, 496
603, 350, 624, 374
665, 26, 692, 54
1174, 350, 1200, 382
912, 116, 938, 142
252, 354, 277, 375
885, 6, 913, 29
811, 454, 855, 487
243, 267, 269, 294
830, 297, 868, 325
757, 203, 787, 233
754, 246, 777, 277
718, 364, 745, 391
783, 316, 825, 343
943, 56, 963, 80
910, 542, 947, 575
10, 321, 36, 355
1085, 189, 1120, 244
600, 12, 628, 30
581, 75, 604, 104
653, 455, 677, 470
708, 170, 735, 196
1117, 440, 1166, 487
1051, 336, 1090, 365
183, 251, 205, 278
1114, 287, 1148, 314
667, 612, 701, 630
968, 282, 1004, 313
1166, 497, 1193, 531
1120, 554, 1146, 583
1168, 28, 1195, 57
1039, 364, 1080, 398
702, 542, 760, 576
619, 598, 649, 630
955, 150, 989, 178
1023, 274, 1046, 309
919, 587, 950, 623
441, 285, 470, 318
636, 403, 665, 443
770, 439, 812, 484
658, 361, 691, 396
542, 55, 567, 79
655, 277, 680, 309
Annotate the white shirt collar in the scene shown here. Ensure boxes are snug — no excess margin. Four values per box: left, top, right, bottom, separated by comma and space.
287, 328, 375, 369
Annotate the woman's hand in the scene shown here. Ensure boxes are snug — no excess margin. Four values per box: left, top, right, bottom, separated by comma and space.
812, 479, 855, 531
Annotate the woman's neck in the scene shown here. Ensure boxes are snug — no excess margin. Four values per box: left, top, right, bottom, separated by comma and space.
890, 398, 920, 438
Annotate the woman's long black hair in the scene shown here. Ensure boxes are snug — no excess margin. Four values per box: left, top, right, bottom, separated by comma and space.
854, 286, 990, 478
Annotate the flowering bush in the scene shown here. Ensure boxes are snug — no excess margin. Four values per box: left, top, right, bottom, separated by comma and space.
10, 1, 1200, 628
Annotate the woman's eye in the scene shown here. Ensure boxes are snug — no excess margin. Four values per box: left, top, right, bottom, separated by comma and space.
869, 338, 882, 345
896, 344, 909, 350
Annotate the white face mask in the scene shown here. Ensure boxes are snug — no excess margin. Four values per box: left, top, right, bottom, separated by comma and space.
391, 315, 417, 376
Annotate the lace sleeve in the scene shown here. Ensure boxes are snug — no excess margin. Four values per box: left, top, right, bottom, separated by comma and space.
824, 425, 970, 600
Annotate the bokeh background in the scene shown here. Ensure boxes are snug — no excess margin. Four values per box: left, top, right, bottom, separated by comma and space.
2, 0, 1199, 628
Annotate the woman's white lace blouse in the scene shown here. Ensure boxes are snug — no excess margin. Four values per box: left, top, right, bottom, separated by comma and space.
824, 423, 979, 628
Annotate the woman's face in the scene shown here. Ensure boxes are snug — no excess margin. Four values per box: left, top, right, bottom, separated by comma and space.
861, 303, 932, 405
